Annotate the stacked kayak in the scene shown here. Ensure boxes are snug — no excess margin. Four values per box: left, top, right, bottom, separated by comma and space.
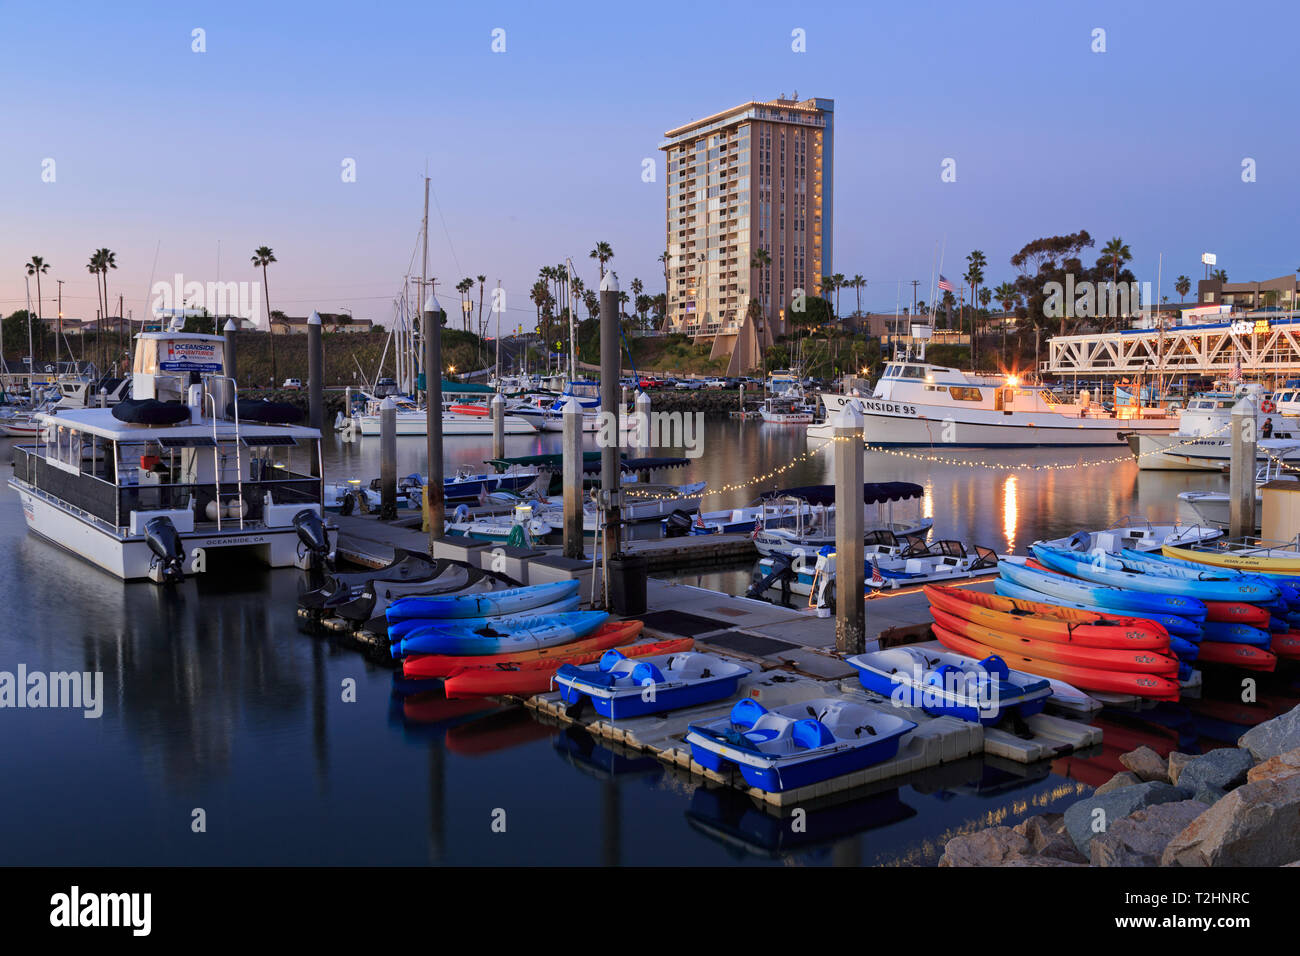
554, 650, 751, 719
846, 646, 1051, 724
403, 620, 642, 679
387, 580, 581, 622
923, 585, 1169, 648
1030, 545, 1280, 604
685, 697, 916, 793
390, 610, 609, 658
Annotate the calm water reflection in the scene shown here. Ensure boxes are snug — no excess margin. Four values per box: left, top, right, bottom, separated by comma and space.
0, 422, 1293, 866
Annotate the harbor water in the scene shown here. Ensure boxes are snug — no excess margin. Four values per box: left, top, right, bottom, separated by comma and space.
2, 421, 1296, 865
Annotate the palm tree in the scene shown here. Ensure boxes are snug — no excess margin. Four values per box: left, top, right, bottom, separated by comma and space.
589, 242, 614, 283
831, 273, 846, 321
994, 282, 1019, 367
657, 250, 671, 330
93, 248, 118, 352
851, 274, 865, 317
251, 246, 278, 384
455, 277, 474, 332
750, 248, 770, 335
476, 274, 487, 341
25, 256, 49, 361
1211, 268, 1228, 282
630, 278, 644, 331
1175, 275, 1191, 302
1101, 237, 1131, 332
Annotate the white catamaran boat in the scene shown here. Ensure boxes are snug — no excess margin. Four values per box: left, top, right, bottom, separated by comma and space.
810, 347, 1178, 447
8, 332, 336, 582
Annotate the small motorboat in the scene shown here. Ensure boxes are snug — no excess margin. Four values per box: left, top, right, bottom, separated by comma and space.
554, 650, 751, 719
846, 646, 1052, 724
1034, 520, 1221, 554
685, 697, 916, 793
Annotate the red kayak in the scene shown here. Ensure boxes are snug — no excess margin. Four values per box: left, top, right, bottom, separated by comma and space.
402, 620, 644, 679
930, 607, 1179, 674
1203, 601, 1271, 626
1196, 641, 1277, 672
934, 625, 1181, 700
442, 637, 695, 699
1271, 631, 1300, 660
924, 584, 1168, 649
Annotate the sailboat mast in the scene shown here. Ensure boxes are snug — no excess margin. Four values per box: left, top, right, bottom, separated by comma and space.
419, 176, 430, 384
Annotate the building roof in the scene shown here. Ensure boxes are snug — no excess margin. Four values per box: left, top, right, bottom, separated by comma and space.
662, 96, 832, 141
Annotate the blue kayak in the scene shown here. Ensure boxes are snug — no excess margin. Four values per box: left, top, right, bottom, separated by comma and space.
386, 580, 580, 623
390, 610, 609, 658
1031, 545, 1279, 604
994, 578, 1203, 639
1119, 549, 1300, 607
1000, 558, 1208, 620
386, 594, 582, 641
1200, 621, 1272, 646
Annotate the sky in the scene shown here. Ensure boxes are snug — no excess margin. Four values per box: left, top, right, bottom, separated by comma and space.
3, 0, 1299, 332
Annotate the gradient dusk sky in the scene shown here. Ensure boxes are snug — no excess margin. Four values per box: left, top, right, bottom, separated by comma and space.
3, 0, 1298, 329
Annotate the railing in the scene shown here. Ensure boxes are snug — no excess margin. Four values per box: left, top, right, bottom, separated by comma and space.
11, 446, 119, 526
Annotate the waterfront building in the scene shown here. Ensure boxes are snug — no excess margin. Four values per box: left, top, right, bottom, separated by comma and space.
1197, 274, 1299, 310
659, 95, 834, 374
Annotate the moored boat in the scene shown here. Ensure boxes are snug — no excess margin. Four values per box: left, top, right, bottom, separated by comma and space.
554, 650, 752, 719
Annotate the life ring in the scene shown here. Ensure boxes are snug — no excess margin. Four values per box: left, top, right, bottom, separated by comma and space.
1261, 400, 1277, 414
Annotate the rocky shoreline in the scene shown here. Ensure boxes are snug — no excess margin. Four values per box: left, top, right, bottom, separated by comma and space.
939, 704, 1300, 867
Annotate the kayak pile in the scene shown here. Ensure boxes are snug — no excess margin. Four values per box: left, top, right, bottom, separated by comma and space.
382, 579, 683, 699
925, 583, 1183, 700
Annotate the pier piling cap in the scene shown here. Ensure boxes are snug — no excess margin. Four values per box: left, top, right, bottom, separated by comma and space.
380, 396, 396, 410
308, 311, 322, 326
600, 271, 619, 293
835, 402, 865, 430
563, 396, 582, 415
222, 318, 238, 332
422, 294, 442, 316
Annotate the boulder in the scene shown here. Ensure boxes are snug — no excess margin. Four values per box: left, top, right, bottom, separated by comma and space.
1178, 748, 1254, 793
1095, 771, 1143, 796
939, 827, 1031, 867
1064, 782, 1189, 856
1162, 773, 1300, 867
1013, 814, 1087, 863
1246, 746, 1300, 784
1238, 706, 1300, 762
1119, 745, 1171, 783
1167, 751, 1195, 786
1190, 785, 1227, 806
1089, 800, 1210, 867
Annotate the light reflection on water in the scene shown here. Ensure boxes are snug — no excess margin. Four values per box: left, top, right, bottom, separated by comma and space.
0, 422, 1286, 866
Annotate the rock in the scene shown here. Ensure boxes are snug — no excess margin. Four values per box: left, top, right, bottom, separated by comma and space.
1246, 747, 1300, 784
939, 827, 1031, 867
1168, 751, 1195, 786
1178, 748, 1255, 793
1191, 785, 1227, 806
1095, 771, 1143, 796
1162, 773, 1300, 867
1014, 814, 1087, 863
1065, 782, 1189, 856
1120, 745, 1171, 783
1238, 706, 1300, 762
1090, 800, 1210, 867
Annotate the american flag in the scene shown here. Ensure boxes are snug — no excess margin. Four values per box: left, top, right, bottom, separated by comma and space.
752, 518, 762, 540
870, 560, 883, 584
938, 275, 955, 292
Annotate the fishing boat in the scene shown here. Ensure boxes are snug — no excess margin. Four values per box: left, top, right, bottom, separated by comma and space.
846, 646, 1052, 724
809, 345, 1177, 447
554, 650, 752, 719
758, 393, 815, 425
1128, 384, 1300, 470
685, 697, 916, 793
1034, 519, 1221, 554
1179, 460, 1298, 529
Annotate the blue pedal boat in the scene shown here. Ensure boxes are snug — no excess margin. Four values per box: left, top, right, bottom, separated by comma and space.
846, 647, 1051, 725
553, 650, 751, 719
684, 697, 916, 793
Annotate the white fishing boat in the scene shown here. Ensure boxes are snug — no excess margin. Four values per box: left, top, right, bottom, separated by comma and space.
1179, 461, 1298, 529
758, 393, 815, 425
809, 345, 1177, 447
7, 332, 336, 582
1128, 384, 1300, 470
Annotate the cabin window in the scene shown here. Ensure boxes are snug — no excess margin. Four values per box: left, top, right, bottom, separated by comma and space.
133, 338, 157, 375
48, 426, 83, 473
948, 387, 982, 401
901, 365, 926, 378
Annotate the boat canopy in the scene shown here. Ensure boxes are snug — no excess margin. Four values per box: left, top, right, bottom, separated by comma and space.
760, 481, 924, 506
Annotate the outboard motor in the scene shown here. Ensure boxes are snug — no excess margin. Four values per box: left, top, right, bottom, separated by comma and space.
664, 509, 693, 538
293, 508, 333, 575
145, 516, 186, 585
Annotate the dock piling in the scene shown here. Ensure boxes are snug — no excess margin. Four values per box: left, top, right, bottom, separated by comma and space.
634, 389, 651, 460
222, 318, 238, 382
379, 397, 397, 520
599, 272, 622, 586
563, 397, 584, 559
1230, 397, 1257, 537
834, 402, 866, 654
423, 295, 446, 545
491, 392, 505, 461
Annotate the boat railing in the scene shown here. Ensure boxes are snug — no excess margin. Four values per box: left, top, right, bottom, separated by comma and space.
115, 475, 319, 529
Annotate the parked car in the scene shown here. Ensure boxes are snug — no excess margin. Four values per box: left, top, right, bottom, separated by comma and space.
675, 379, 703, 390
282, 378, 302, 389
703, 377, 727, 389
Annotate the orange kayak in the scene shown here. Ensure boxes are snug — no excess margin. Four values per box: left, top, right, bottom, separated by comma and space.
934, 625, 1181, 700
924, 584, 1169, 649
1197, 641, 1278, 672
402, 620, 644, 679
1272, 631, 1300, 660
930, 608, 1179, 675
443, 637, 695, 699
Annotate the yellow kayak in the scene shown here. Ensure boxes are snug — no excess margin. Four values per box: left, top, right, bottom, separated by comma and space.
1162, 543, 1300, 575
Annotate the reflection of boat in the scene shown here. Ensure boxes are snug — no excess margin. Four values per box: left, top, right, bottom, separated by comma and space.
553, 729, 664, 779
684, 784, 916, 859
443, 707, 555, 757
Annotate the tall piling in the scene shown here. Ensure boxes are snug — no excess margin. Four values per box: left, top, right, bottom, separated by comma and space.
834, 402, 866, 653
599, 272, 622, 577
423, 295, 446, 547
563, 397, 584, 559
223, 318, 238, 382
380, 397, 397, 520
491, 392, 505, 462
1230, 397, 1257, 538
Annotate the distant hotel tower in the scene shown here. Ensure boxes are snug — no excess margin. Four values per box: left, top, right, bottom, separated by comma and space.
659, 95, 833, 373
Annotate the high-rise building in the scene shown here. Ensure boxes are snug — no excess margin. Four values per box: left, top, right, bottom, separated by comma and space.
659, 95, 833, 373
